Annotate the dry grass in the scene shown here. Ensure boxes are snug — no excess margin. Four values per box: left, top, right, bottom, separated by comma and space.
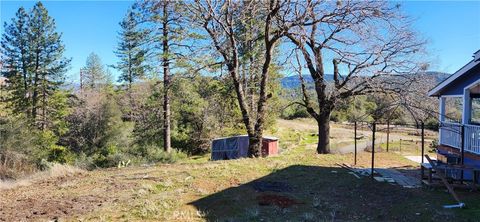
0, 119, 477, 221
275, 119, 438, 154
0, 151, 38, 180
0, 163, 83, 190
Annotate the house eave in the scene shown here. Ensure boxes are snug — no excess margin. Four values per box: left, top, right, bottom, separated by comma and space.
428, 59, 480, 97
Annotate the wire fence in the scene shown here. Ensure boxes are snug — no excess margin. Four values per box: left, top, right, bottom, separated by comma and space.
349, 121, 433, 179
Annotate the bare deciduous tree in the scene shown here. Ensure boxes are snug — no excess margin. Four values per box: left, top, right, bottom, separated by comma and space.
285, 0, 425, 153
191, 0, 291, 156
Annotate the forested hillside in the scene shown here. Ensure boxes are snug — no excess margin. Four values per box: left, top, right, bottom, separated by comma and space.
280, 71, 449, 89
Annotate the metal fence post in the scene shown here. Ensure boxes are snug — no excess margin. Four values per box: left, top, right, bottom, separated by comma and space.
421, 122, 425, 164
371, 122, 376, 179
354, 121, 357, 165
387, 120, 390, 152
399, 139, 402, 153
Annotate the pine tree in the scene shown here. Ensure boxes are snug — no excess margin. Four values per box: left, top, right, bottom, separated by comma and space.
29, 2, 70, 129
113, 7, 148, 90
138, 0, 190, 153
1, 7, 32, 117
1, 2, 70, 129
83, 52, 108, 89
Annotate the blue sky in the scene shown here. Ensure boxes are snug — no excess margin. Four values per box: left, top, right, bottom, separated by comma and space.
1, 1, 480, 83
1, 0, 133, 84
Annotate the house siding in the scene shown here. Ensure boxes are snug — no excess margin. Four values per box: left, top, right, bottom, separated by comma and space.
439, 64, 480, 96
437, 145, 480, 183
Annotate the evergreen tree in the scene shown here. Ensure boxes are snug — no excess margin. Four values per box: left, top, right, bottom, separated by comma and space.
1, 2, 70, 129
29, 2, 70, 129
113, 7, 148, 89
1, 7, 32, 117
83, 52, 109, 89
138, 0, 192, 153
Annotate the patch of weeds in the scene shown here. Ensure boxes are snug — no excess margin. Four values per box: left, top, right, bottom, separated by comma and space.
132, 200, 162, 219
132, 184, 156, 199
154, 180, 174, 192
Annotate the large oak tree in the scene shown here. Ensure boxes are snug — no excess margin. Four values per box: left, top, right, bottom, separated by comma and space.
285, 0, 425, 153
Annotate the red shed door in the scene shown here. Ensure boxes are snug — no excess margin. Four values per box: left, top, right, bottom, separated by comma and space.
262, 140, 278, 157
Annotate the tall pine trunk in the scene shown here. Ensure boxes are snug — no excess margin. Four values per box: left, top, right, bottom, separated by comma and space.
31, 51, 40, 122
162, 2, 171, 153
40, 75, 46, 130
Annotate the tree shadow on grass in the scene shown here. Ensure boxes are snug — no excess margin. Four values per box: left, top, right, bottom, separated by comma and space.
189, 164, 475, 221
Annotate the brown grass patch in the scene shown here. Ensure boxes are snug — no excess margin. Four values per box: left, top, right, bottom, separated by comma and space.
0, 164, 83, 190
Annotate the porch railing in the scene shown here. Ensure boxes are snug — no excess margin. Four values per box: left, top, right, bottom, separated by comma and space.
439, 122, 462, 149
439, 122, 480, 155
464, 124, 480, 154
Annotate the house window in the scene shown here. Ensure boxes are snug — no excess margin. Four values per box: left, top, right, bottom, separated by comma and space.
471, 95, 480, 124
445, 97, 462, 123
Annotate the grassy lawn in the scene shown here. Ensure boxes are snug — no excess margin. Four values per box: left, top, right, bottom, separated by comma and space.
1, 119, 479, 221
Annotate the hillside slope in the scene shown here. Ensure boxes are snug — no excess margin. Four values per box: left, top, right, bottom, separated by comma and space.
281, 71, 450, 89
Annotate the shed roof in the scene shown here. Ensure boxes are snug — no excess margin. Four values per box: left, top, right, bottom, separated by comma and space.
428, 50, 480, 97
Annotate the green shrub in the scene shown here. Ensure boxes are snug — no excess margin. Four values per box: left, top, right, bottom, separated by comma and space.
47, 145, 74, 164
134, 144, 187, 164
282, 105, 310, 120
36, 130, 74, 164
73, 153, 95, 170
429, 138, 438, 152
0, 117, 80, 177
425, 118, 439, 131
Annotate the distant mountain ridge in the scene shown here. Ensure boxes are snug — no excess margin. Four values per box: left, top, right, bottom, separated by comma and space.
280, 71, 450, 89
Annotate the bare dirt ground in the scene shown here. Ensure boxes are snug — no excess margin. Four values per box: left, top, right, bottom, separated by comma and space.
0, 168, 138, 221
3, 152, 478, 221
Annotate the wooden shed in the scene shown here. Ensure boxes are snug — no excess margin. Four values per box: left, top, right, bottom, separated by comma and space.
211, 135, 279, 160
261, 136, 279, 157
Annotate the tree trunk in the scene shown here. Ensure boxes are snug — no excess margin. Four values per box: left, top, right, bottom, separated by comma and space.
316, 112, 331, 154
41, 77, 46, 131
21, 51, 30, 118
162, 1, 171, 153
31, 50, 40, 122
249, 133, 262, 157
128, 52, 133, 90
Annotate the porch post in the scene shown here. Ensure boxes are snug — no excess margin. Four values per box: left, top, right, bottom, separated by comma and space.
462, 89, 471, 125
439, 97, 446, 143
439, 97, 446, 122
461, 89, 470, 173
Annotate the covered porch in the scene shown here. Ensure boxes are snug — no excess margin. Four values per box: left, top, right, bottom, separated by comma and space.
438, 80, 480, 155
434, 50, 480, 156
